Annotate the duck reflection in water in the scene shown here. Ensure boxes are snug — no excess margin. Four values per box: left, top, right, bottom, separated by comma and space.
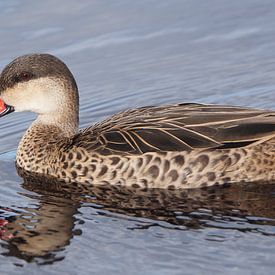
0, 192, 79, 263
1, 170, 275, 262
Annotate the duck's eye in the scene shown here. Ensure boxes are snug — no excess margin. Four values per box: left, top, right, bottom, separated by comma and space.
15, 72, 33, 83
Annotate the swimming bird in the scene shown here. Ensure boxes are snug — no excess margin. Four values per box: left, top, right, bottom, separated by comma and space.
0, 53, 274, 190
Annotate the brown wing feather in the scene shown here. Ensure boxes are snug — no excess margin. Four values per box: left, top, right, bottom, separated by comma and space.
72, 103, 275, 155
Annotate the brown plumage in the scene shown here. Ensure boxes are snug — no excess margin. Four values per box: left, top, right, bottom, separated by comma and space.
0, 53, 274, 189
73, 103, 275, 154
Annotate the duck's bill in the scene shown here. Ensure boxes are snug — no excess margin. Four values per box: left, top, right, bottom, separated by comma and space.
0, 99, 14, 117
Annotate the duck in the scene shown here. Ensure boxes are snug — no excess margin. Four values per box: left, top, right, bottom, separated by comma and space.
0, 53, 274, 190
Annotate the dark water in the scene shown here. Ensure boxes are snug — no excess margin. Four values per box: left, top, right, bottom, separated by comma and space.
0, 0, 275, 274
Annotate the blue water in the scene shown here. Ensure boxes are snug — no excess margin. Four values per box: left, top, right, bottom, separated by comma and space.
0, 1, 275, 274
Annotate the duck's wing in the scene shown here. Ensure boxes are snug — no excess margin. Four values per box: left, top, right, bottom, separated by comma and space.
72, 103, 275, 155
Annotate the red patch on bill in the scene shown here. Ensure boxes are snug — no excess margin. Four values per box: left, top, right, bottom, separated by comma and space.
0, 99, 6, 113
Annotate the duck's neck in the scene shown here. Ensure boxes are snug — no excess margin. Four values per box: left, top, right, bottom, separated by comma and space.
15, 73, 80, 171
16, 110, 79, 171
34, 111, 79, 138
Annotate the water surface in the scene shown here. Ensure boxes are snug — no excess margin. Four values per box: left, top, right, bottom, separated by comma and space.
0, 1, 275, 274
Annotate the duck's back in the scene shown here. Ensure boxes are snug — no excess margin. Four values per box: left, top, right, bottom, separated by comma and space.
72, 103, 275, 155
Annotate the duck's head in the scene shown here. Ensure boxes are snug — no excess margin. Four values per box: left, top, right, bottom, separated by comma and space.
0, 54, 79, 120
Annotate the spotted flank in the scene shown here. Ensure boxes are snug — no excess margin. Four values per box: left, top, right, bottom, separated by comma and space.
0, 54, 274, 189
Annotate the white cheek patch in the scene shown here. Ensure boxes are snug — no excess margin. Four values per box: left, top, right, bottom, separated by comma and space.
3, 77, 65, 114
